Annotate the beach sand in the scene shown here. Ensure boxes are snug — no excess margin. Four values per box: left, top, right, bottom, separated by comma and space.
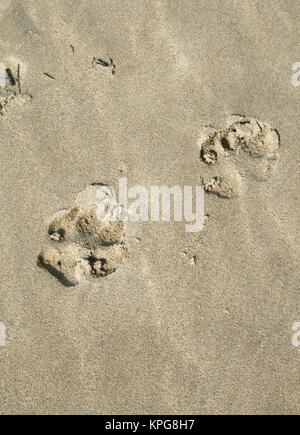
0, 0, 299, 414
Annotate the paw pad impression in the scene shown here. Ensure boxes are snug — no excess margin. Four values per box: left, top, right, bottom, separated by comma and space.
38, 185, 127, 286
198, 115, 280, 198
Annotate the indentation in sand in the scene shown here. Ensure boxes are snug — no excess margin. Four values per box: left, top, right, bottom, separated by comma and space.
198, 115, 280, 198
0, 59, 32, 115
38, 185, 127, 286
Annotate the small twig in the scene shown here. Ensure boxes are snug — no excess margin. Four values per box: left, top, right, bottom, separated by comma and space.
6, 68, 16, 86
44, 72, 56, 80
92, 57, 116, 75
110, 58, 116, 75
95, 58, 110, 67
17, 64, 21, 93
70, 44, 75, 53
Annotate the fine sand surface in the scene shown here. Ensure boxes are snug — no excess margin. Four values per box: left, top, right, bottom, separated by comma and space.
0, 0, 299, 414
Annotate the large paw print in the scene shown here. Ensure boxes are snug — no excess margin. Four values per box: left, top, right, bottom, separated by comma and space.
38, 185, 127, 286
198, 115, 280, 198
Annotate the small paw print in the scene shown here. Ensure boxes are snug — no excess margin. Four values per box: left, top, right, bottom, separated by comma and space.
198, 115, 280, 198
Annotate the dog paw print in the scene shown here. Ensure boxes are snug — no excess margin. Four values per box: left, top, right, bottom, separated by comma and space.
38, 186, 127, 286
198, 115, 280, 198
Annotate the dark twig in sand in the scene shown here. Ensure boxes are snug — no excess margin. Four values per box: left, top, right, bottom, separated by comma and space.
92, 57, 116, 75
110, 58, 116, 75
70, 44, 75, 53
17, 64, 22, 93
95, 57, 110, 67
44, 72, 56, 80
6, 68, 16, 86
